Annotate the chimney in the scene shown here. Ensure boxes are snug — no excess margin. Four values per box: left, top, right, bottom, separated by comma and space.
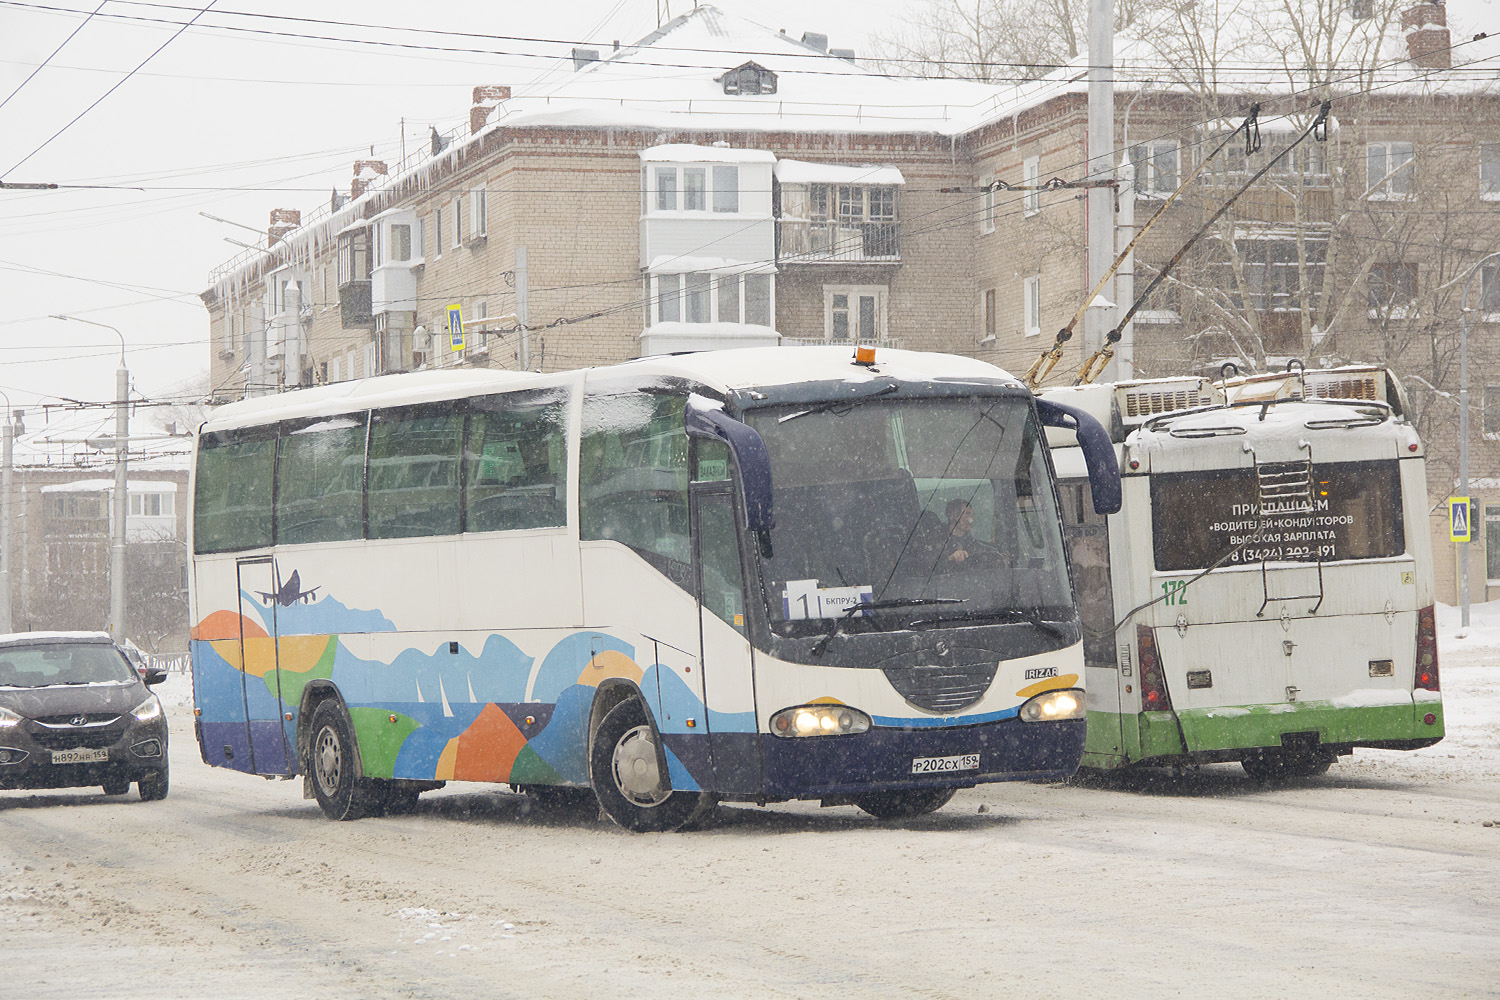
350, 159, 387, 198
267, 208, 300, 245
470, 84, 511, 134
1404, 3, 1451, 69
572, 47, 600, 71
800, 31, 828, 51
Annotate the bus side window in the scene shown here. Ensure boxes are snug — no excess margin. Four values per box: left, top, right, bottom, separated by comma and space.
465, 390, 569, 532
194, 431, 276, 553
697, 495, 747, 635
580, 390, 691, 581
367, 406, 464, 539
276, 415, 367, 546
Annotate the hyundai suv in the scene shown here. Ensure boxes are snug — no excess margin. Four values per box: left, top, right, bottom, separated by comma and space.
0, 632, 169, 800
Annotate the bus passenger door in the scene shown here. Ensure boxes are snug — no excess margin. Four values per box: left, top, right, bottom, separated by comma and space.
1059, 481, 1125, 759
691, 489, 761, 794
234, 557, 293, 775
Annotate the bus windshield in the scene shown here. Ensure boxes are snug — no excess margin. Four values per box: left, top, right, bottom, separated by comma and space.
746, 395, 1073, 635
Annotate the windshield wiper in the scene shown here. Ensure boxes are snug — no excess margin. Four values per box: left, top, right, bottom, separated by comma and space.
907, 608, 1069, 638
777, 382, 898, 423
811, 597, 964, 658
839, 597, 964, 618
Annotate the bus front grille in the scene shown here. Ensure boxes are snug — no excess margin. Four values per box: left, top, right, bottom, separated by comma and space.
883, 662, 999, 714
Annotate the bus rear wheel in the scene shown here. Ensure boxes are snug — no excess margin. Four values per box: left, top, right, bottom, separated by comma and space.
854, 787, 956, 819
1241, 749, 1334, 781
309, 700, 383, 820
589, 699, 714, 833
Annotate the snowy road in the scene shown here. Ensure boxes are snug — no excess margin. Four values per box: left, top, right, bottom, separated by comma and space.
5, 624, 1498, 999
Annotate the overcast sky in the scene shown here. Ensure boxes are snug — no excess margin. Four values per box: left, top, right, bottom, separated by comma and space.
0, 0, 899, 417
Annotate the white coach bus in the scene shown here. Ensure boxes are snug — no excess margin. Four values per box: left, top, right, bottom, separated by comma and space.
189, 347, 1120, 829
1041, 365, 1443, 778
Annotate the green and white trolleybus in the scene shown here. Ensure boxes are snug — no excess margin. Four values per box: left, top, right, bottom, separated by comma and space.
189, 346, 1120, 829
1041, 365, 1443, 778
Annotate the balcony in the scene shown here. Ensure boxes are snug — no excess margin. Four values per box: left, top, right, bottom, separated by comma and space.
778, 221, 900, 264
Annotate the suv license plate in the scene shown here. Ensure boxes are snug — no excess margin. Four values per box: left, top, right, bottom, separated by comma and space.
911, 753, 980, 774
51, 748, 109, 765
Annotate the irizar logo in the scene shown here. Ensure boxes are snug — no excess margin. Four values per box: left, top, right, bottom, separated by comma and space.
1023, 666, 1058, 681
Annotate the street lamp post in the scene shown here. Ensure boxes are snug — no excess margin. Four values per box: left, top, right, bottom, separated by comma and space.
51, 315, 129, 639
1456, 252, 1500, 633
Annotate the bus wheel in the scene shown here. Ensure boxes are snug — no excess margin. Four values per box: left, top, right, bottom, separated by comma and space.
1280, 752, 1335, 778
309, 700, 383, 821
1240, 751, 1287, 782
589, 699, 714, 833
854, 788, 956, 819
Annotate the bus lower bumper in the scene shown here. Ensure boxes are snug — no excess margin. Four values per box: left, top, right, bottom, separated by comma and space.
758, 717, 1086, 799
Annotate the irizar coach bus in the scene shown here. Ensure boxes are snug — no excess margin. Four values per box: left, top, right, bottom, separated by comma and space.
188, 347, 1120, 830
1040, 365, 1443, 779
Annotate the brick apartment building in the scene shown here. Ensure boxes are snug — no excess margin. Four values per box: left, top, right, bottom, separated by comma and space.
200, 1, 1500, 602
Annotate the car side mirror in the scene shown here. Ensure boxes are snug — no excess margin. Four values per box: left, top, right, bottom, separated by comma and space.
143, 667, 169, 687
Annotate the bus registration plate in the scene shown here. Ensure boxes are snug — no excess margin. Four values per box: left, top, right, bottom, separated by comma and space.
911, 753, 980, 774
51, 748, 109, 765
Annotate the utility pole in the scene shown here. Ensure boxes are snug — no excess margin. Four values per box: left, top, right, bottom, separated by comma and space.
515, 246, 531, 371
1456, 253, 1500, 634
1085, 0, 1117, 376
51, 314, 129, 638
0, 390, 13, 634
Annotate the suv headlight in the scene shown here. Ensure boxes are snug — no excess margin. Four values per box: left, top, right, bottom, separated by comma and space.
770, 704, 871, 738
0, 706, 21, 729
1018, 688, 1085, 722
131, 696, 163, 723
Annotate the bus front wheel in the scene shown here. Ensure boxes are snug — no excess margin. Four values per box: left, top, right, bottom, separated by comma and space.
309, 700, 384, 820
854, 788, 956, 819
589, 699, 714, 833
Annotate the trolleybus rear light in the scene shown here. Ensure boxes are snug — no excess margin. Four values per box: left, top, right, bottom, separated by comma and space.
1424, 713, 1437, 726
1136, 625, 1173, 711
1415, 605, 1440, 692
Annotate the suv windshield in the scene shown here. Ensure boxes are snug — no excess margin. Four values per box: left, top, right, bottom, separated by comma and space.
746, 395, 1073, 636
0, 644, 138, 688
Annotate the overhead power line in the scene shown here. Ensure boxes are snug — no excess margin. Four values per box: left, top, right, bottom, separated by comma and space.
0, 0, 106, 114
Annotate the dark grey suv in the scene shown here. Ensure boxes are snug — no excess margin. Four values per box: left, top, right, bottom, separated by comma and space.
0, 632, 169, 800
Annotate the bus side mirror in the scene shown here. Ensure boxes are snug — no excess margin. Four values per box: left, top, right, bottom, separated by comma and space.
684, 394, 776, 533
1035, 398, 1121, 515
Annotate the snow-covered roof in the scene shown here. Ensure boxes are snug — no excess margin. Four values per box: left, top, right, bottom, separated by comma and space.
641, 144, 777, 164
202, 347, 1023, 433
38, 480, 179, 494
774, 160, 905, 186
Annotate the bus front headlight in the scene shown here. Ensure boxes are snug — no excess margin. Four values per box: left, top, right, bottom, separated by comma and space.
1018, 688, 1085, 722
770, 705, 871, 738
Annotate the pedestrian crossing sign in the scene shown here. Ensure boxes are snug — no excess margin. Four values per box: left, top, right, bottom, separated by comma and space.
1450, 497, 1472, 543
446, 304, 464, 351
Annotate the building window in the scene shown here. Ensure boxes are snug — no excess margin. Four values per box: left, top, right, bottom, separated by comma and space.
470, 185, 487, 238
1367, 263, 1418, 317
712, 165, 739, 213
655, 167, 678, 211
1130, 141, 1179, 197
390, 223, 411, 263
415, 216, 426, 260
718, 61, 777, 95
684, 167, 706, 211
745, 273, 771, 325
823, 285, 886, 343
980, 176, 995, 234
329, 354, 342, 382
434, 208, 443, 257
685, 273, 711, 322
450, 197, 463, 247
1484, 386, 1500, 438
1482, 144, 1500, 201
657, 274, 682, 322
1367, 142, 1414, 199
717, 271, 740, 322
475, 300, 488, 347
1023, 156, 1040, 215
983, 288, 996, 339
1024, 276, 1041, 336
363, 343, 377, 378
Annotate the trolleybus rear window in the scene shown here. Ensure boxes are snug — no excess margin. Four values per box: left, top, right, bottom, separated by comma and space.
1151, 459, 1404, 571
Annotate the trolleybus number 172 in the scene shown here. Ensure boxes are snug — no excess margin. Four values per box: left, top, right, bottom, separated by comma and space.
911, 754, 981, 774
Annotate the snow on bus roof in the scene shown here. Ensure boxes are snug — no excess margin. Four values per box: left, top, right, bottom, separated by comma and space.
200, 348, 1024, 433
